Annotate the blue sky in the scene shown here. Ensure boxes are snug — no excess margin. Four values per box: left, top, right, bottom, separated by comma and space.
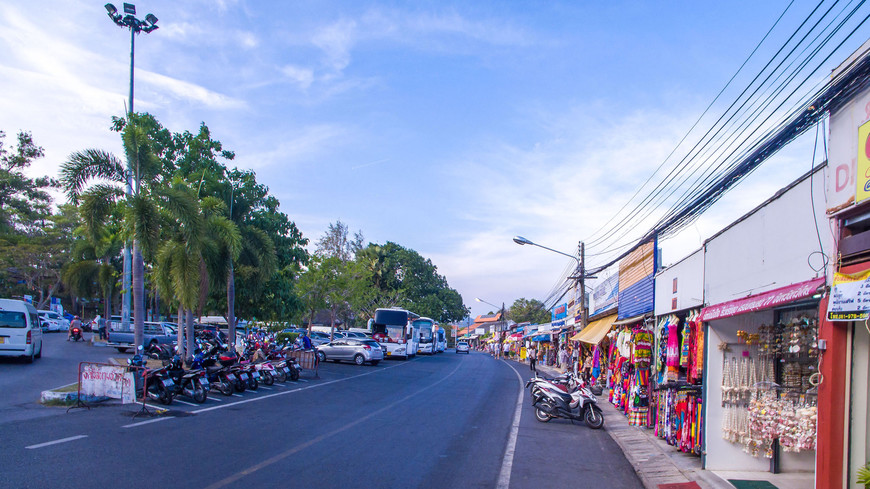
1, 1, 865, 320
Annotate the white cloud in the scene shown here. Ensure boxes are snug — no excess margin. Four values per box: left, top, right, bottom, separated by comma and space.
137, 70, 245, 109
280, 64, 315, 90
238, 124, 349, 170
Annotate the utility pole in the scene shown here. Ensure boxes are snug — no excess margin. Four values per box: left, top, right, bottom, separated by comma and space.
579, 241, 587, 330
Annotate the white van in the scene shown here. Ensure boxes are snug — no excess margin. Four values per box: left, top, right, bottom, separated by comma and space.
0, 299, 43, 363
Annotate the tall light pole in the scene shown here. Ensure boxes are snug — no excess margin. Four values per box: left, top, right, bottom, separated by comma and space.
105, 3, 158, 340
513, 236, 596, 330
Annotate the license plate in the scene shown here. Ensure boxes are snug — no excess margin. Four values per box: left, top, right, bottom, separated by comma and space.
252, 372, 260, 379
0, 338, 4, 344
199, 378, 209, 386
283, 367, 290, 373
163, 379, 174, 388
242, 373, 250, 380
387, 351, 391, 356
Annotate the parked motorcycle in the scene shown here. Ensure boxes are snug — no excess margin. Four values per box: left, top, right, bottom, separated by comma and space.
127, 350, 175, 405
531, 381, 604, 429
165, 355, 208, 404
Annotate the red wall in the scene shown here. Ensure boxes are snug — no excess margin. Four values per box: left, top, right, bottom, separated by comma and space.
816, 262, 864, 489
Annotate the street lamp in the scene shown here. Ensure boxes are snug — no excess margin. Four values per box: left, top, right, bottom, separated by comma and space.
513, 236, 596, 329
105, 3, 158, 340
475, 297, 507, 333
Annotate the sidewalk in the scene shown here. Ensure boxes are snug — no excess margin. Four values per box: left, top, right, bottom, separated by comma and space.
530, 363, 813, 489
532, 363, 731, 489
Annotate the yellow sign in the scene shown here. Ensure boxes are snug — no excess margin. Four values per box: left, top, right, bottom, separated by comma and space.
857, 119, 870, 203
827, 268, 870, 321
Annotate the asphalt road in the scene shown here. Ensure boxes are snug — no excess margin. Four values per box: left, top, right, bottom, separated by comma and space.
0, 331, 111, 423
0, 349, 642, 489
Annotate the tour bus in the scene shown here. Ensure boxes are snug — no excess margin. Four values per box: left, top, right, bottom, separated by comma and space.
414, 317, 437, 355
435, 326, 447, 353
371, 307, 419, 359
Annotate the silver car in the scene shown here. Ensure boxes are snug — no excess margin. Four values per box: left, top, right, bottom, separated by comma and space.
456, 341, 470, 354
316, 338, 384, 366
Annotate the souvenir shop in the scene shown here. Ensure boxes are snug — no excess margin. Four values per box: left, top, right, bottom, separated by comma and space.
651, 308, 704, 456
605, 313, 655, 427
651, 249, 706, 456
702, 277, 824, 473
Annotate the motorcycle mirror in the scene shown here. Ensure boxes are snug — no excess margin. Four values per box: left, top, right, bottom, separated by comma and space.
138, 345, 144, 352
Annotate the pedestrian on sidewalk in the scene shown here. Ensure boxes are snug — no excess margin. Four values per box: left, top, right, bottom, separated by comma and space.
558, 346, 568, 370
528, 344, 537, 372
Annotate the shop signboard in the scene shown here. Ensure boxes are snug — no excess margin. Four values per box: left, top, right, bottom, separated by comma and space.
857, 119, 870, 203
552, 303, 567, 320
592, 274, 619, 315
698, 277, 824, 322
827, 268, 870, 320
617, 240, 657, 320
826, 85, 870, 212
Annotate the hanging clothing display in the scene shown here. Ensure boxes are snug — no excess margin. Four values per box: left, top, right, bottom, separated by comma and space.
649, 309, 704, 456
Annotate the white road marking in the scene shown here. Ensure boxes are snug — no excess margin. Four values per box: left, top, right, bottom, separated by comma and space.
26, 435, 88, 449
191, 362, 408, 415
231, 394, 243, 398
497, 361, 525, 489
207, 397, 222, 402
173, 399, 198, 407
298, 379, 309, 382
258, 386, 273, 390
122, 417, 174, 428
203, 361, 460, 489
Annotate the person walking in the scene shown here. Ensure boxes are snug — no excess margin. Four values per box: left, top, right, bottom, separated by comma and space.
528, 344, 537, 372
558, 346, 568, 371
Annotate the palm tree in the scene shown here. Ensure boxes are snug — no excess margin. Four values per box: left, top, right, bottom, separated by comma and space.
61, 119, 165, 349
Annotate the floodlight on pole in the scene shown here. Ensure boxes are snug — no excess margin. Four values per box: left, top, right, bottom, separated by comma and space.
105, 3, 158, 343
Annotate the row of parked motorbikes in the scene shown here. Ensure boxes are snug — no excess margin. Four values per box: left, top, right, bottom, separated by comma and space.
127, 334, 305, 406
525, 371, 605, 429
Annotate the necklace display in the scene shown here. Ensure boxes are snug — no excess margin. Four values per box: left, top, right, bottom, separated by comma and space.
719, 314, 819, 458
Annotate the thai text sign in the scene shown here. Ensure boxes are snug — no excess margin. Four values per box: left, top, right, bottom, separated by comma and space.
857, 119, 870, 203
80, 364, 136, 404
827, 269, 870, 321
698, 278, 824, 322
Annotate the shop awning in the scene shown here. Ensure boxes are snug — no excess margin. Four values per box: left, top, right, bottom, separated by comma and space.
531, 333, 550, 341
569, 313, 618, 345
611, 314, 647, 327
698, 277, 825, 322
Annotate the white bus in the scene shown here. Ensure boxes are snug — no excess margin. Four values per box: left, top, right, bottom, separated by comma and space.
415, 317, 437, 354
435, 326, 447, 353
372, 308, 419, 359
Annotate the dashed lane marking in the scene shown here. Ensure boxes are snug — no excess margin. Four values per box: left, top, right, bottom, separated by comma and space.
26, 435, 88, 449
122, 417, 175, 429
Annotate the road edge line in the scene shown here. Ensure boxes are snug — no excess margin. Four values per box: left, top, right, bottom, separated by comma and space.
497, 360, 524, 489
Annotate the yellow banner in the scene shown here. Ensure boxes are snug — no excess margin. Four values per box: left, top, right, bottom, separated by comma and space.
857, 119, 870, 203
832, 269, 870, 285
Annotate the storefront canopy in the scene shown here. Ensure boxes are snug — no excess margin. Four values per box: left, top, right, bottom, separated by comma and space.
611, 314, 647, 327
699, 277, 825, 322
569, 313, 618, 345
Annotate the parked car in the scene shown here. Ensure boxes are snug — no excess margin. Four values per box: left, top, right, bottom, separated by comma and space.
0, 299, 43, 363
107, 321, 176, 353
456, 341, 470, 354
342, 331, 367, 338
37, 310, 68, 332
308, 331, 332, 346
315, 338, 384, 366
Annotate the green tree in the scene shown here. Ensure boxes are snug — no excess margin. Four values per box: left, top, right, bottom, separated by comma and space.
315, 220, 363, 261
354, 242, 468, 323
61, 117, 167, 348
0, 130, 56, 235
508, 298, 551, 324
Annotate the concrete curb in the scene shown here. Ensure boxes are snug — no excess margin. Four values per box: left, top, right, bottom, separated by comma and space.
40, 383, 109, 404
